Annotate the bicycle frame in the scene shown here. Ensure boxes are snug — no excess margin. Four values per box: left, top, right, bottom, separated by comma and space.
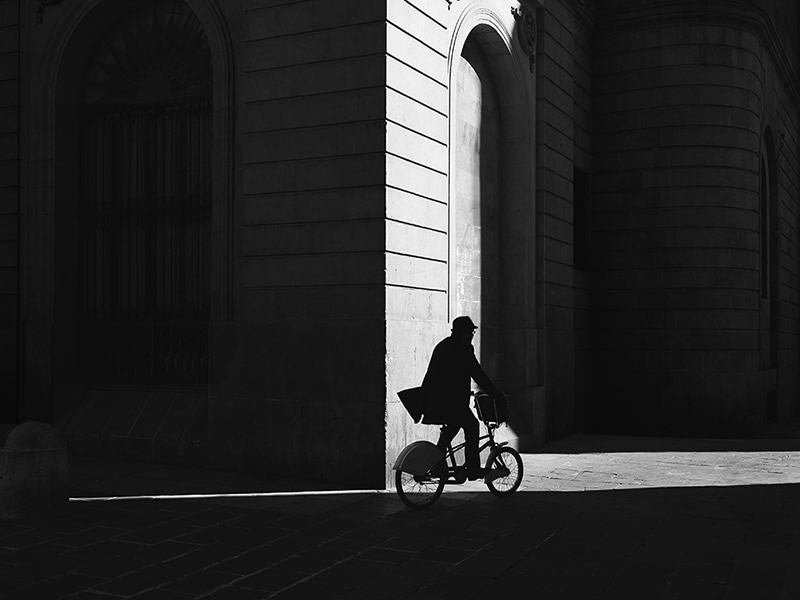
440, 423, 508, 485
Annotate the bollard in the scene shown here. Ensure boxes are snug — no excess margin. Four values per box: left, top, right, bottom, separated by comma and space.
0, 422, 68, 520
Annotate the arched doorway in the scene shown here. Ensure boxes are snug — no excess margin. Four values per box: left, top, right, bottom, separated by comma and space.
51, 1, 215, 439
448, 18, 536, 444
453, 35, 502, 377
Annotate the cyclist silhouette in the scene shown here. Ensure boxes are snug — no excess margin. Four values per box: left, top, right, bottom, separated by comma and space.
422, 316, 505, 480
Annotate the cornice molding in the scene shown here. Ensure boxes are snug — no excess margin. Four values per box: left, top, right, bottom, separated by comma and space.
597, 1, 800, 103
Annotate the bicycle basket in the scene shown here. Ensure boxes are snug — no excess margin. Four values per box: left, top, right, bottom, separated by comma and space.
474, 392, 507, 424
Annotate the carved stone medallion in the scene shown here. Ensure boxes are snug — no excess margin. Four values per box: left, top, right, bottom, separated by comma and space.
512, 5, 537, 73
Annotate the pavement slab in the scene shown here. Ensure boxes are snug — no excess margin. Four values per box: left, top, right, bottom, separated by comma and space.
1, 434, 800, 598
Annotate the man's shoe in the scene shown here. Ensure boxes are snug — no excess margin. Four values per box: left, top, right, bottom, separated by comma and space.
467, 468, 485, 481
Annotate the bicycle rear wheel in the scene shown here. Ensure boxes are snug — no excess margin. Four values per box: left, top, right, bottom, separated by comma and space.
485, 447, 523, 497
395, 469, 445, 509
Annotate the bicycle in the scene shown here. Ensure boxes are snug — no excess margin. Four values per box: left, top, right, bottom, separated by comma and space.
392, 391, 523, 509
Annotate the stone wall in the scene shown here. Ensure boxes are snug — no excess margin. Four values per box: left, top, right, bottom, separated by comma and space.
208, 0, 389, 486
571, 3, 596, 433
536, 3, 574, 440
384, 0, 451, 481
592, 1, 800, 435
0, 0, 19, 423
386, 0, 556, 484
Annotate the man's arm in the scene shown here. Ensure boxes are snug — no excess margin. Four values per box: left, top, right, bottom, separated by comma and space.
467, 348, 503, 398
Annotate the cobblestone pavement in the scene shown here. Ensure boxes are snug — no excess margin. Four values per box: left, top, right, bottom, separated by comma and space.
2, 434, 800, 599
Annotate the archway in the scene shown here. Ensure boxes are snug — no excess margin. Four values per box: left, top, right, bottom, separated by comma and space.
453, 35, 502, 375
30, 0, 233, 461
55, 1, 213, 392
448, 15, 536, 444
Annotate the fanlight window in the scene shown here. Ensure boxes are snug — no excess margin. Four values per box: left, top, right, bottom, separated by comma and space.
79, 2, 211, 385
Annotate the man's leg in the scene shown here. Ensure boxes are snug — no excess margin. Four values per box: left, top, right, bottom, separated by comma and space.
436, 424, 459, 454
432, 424, 459, 477
460, 410, 481, 476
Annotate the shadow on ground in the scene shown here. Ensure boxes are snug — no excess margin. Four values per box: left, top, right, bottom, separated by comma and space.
2, 479, 799, 599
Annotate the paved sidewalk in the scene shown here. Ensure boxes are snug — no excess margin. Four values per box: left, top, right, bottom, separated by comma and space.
2, 434, 800, 599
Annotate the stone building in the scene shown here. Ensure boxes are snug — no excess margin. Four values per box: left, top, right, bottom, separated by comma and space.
0, 0, 798, 486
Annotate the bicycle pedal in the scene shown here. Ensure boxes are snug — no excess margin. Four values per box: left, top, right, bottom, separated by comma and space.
485, 467, 510, 482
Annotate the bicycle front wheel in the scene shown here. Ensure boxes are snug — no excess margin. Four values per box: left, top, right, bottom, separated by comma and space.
485, 447, 523, 497
395, 469, 445, 509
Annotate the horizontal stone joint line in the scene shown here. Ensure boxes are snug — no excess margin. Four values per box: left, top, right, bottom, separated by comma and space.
387, 151, 447, 178
243, 249, 382, 260
242, 85, 384, 107
243, 117, 386, 137
242, 51, 385, 77
387, 54, 447, 91
244, 216, 384, 229
243, 149, 385, 167
387, 118, 447, 148
242, 19, 386, 44
243, 183, 384, 199
399, 0, 447, 32
386, 249, 446, 264
388, 85, 448, 119
386, 216, 446, 236
387, 20, 447, 60
386, 184, 446, 206
386, 283, 446, 294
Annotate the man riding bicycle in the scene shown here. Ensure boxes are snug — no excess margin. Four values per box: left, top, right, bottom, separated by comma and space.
422, 316, 505, 480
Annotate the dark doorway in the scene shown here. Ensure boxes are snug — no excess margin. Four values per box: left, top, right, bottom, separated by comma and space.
55, 2, 212, 398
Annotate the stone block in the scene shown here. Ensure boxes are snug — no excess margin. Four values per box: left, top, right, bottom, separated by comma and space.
387, 21, 447, 83
387, 87, 447, 143
387, 55, 447, 115
402, 0, 446, 30
386, 153, 447, 201
0, 26, 18, 54
243, 187, 383, 227
0, 422, 67, 520
243, 219, 383, 257
386, 219, 447, 262
386, 252, 447, 290
0, 82, 16, 112
244, 121, 383, 165
386, 187, 447, 232
0, 268, 16, 295
0, 53, 17, 84
0, 131, 18, 161
241, 54, 384, 103
243, 251, 383, 288
0, 240, 17, 268
243, 153, 384, 195
243, 0, 384, 41
244, 21, 384, 72
0, 2, 18, 27
244, 88, 384, 134
385, 286, 447, 322
536, 115, 574, 157
386, 121, 447, 174
241, 285, 384, 323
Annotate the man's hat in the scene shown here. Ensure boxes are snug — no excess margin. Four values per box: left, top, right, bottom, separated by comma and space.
452, 316, 478, 332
